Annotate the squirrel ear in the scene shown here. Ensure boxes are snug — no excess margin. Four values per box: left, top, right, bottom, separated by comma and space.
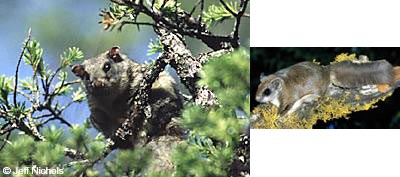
72, 64, 87, 78
270, 78, 283, 91
260, 73, 266, 81
108, 46, 123, 63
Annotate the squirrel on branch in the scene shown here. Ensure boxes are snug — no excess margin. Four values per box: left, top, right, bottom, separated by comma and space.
72, 46, 183, 146
255, 57, 400, 117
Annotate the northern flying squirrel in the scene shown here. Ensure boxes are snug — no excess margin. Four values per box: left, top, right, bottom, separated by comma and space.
71, 47, 182, 144
255, 59, 400, 116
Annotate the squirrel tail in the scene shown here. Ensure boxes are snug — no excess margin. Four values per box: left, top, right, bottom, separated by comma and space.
393, 66, 400, 87
377, 66, 400, 93
329, 60, 394, 88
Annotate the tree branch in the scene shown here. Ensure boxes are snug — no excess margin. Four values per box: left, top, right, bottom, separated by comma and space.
117, 21, 155, 31
253, 84, 398, 129
14, 28, 32, 106
109, 54, 169, 148
155, 27, 221, 107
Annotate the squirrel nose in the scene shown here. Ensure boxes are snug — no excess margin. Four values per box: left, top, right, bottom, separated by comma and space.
255, 96, 261, 102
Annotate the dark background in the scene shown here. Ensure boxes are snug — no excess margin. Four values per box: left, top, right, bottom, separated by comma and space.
251, 48, 400, 129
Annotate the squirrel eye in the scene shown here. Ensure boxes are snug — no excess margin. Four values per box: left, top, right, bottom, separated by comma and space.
264, 88, 271, 96
103, 62, 111, 72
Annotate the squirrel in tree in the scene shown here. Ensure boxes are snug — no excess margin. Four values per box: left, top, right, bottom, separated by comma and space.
72, 46, 182, 145
255, 57, 400, 116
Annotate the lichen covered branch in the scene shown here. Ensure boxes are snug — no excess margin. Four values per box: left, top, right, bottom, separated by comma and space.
109, 54, 169, 148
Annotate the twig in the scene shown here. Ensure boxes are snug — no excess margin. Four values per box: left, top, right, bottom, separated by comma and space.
118, 21, 155, 31
42, 105, 73, 127
151, 0, 156, 9
190, 0, 202, 16
63, 80, 81, 87
219, 0, 238, 16
14, 28, 32, 106
33, 113, 53, 119
0, 132, 12, 152
0, 123, 14, 136
232, 0, 249, 44
48, 67, 63, 88
161, 0, 168, 9
39, 116, 72, 128
16, 89, 32, 101
198, 0, 204, 23
64, 147, 86, 160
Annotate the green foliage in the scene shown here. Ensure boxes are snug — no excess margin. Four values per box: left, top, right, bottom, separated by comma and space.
108, 3, 136, 20
150, 0, 183, 14
23, 40, 46, 77
54, 72, 72, 96
42, 125, 65, 144
176, 49, 250, 176
199, 49, 250, 111
174, 140, 233, 177
60, 47, 84, 68
0, 125, 108, 176
182, 106, 243, 142
0, 75, 12, 104
203, 1, 238, 27
9, 102, 30, 121
20, 78, 35, 93
72, 87, 86, 103
147, 39, 163, 56
0, 135, 35, 168
32, 141, 65, 166
67, 125, 91, 151
104, 148, 152, 177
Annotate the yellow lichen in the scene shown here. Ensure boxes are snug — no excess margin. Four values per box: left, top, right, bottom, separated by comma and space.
252, 105, 280, 129
252, 92, 392, 129
354, 94, 361, 101
331, 53, 357, 64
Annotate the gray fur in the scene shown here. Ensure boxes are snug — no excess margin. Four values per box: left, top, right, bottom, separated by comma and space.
329, 60, 393, 88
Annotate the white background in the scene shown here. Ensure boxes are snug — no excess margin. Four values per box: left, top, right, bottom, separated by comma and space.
250, 0, 400, 176
251, 130, 400, 177
251, 0, 400, 47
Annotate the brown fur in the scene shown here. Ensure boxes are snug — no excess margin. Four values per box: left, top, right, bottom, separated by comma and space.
256, 62, 330, 115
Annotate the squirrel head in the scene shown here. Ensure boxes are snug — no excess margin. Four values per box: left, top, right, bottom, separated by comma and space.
72, 46, 131, 96
255, 74, 283, 104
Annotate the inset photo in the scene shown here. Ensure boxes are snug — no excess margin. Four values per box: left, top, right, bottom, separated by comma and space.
251, 48, 400, 129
